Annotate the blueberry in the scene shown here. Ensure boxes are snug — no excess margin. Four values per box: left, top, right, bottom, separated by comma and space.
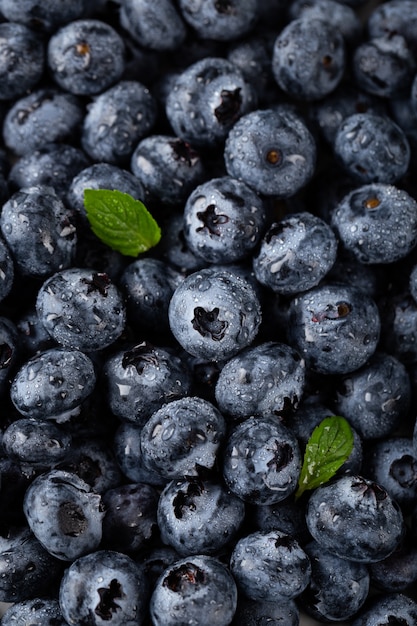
150, 554, 237, 626
378, 291, 417, 365
231, 598, 300, 626
214, 341, 305, 421
368, 534, 417, 593
103, 342, 192, 426
0, 0, 89, 33
351, 592, 417, 626
289, 0, 362, 46
178, 0, 258, 42
59, 549, 148, 625
300, 540, 370, 622
182, 175, 267, 264
1, 597, 67, 626
0, 316, 20, 397
0, 236, 14, 303
272, 18, 345, 101
0, 22, 44, 101
333, 112, 410, 184
168, 267, 262, 362
119, 0, 187, 52
158, 212, 206, 274
306, 474, 405, 563
224, 107, 316, 197
130, 135, 207, 209
47, 19, 125, 96
114, 421, 167, 487
253, 212, 338, 295
230, 529, 311, 602
334, 352, 411, 440
252, 497, 311, 545
368, 0, 417, 55
287, 282, 381, 375
165, 57, 256, 148
81, 80, 157, 165
36, 267, 126, 352
157, 478, 245, 556
222, 416, 302, 505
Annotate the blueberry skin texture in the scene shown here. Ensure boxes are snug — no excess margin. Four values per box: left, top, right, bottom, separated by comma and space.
3, 88, 84, 157
150, 554, 237, 626
140, 396, 227, 479
114, 421, 167, 487
23, 469, 104, 562
81, 80, 157, 165
0, 22, 44, 101
369, 535, 417, 593
47, 19, 125, 96
0, 235, 14, 303
157, 478, 245, 556
272, 18, 345, 101
222, 416, 302, 505
334, 352, 411, 440
36, 268, 126, 352
168, 267, 262, 362
300, 540, 370, 622
0, 0, 89, 33
252, 498, 311, 545
214, 341, 305, 421
130, 134, 206, 208
120, 0, 186, 52
0, 185, 77, 279
230, 530, 311, 602
59, 550, 148, 626
1, 598, 67, 626
289, 0, 362, 46
224, 107, 316, 197
2, 417, 72, 468
165, 57, 256, 148
351, 593, 417, 626
231, 598, 299, 626
183, 175, 266, 264
178, 0, 258, 42
331, 183, 417, 264
103, 342, 192, 426
306, 475, 405, 563
378, 292, 417, 365
253, 212, 338, 295
368, 0, 417, 55
287, 283, 381, 375
333, 113, 410, 184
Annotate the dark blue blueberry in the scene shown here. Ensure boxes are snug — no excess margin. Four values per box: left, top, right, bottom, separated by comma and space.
334, 352, 411, 440
114, 421, 167, 487
325, 247, 385, 299
287, 283, 381, 375
300, 540, 370, 622
333, 113, 410, 184
130, 135, 207, 209
0, 0, 89, 32
409, 263, 417, 304
231, 597, 299, 626
1, 597, 67, 626
15, 306, 59, 358
10, 347, 96, 422
0, 526, 64, 603
306, 474, 405, 563
178, 0, 258, 41
411, 73, 417, 120
183, 175, 266, 264
252, 497, 311, 545
368, 534, 417, 593
47, 19, 125, 96
230, 529, 311, 602
140, 396, 227, 480
137, 545, 181, 591
103, 342, 192, 426
222, 416, 302, 505
81, 80, 157, 165
168, 267, 262, 362
36, 267, 126, 352
0, 235, 14, 304
0, 316, 20, 397
368, 0, 417, 55
378, 291, 417, 365
253, 212, 337, 295
214, 341, 305, 421
3, 88, 85, 157
119, 258, 181, 337
119, 0, 186, 52
150, 554, 237, 626
0, 22, 44, 101
158, 212, 206, 274
272, 18, 345, 101
165, 57, 256, 148
352, 34, 416, 99
0, 185, 77, 278
157, 478, 245, 556
59, 549, 148, 625
2, 417, 72, 469
289, 0, 362, 46
224, 107, 316, 197
351, 593, 417, 626
23, 469, 103, 561
8, 143, 90, 198
102, 483, 159, 554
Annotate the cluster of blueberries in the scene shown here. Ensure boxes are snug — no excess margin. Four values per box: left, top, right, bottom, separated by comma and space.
1, 0, 417, 625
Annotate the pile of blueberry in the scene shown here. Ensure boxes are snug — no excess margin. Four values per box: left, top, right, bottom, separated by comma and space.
2, 0, 417, 625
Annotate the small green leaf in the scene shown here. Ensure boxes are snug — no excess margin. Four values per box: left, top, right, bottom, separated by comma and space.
295, 415, 354, 500
83, 189, 161, 257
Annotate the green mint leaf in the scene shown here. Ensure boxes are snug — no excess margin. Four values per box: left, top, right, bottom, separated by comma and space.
83, 189, 161, 257
295, 415, 354, 500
